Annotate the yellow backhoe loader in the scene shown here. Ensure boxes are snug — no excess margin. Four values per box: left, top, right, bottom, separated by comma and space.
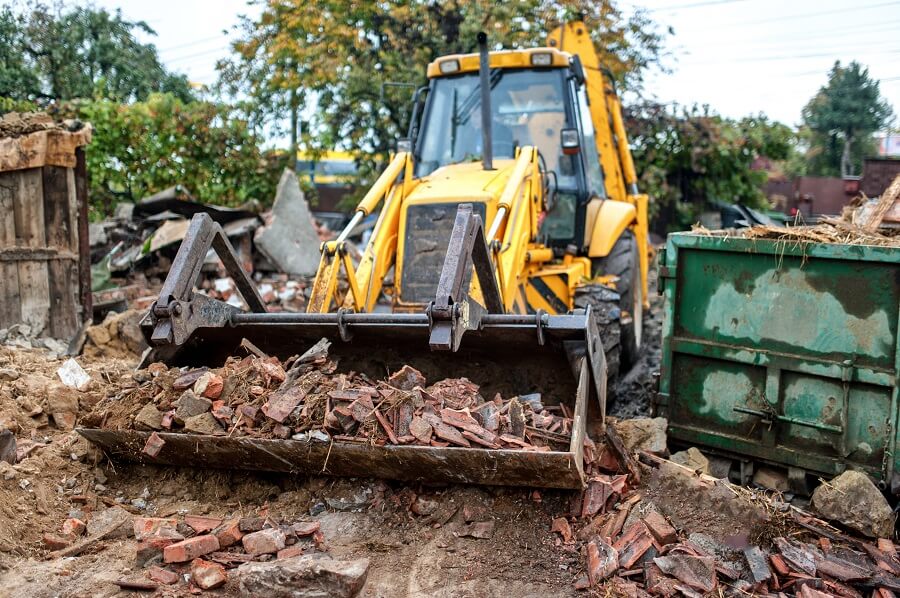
81, 21, 650, 490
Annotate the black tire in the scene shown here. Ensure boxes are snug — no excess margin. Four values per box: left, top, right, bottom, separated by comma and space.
593, 231, 643, 372
573, 283, 622, 382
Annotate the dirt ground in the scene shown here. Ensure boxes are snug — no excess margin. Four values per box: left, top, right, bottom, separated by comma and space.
0, 270, 666, 598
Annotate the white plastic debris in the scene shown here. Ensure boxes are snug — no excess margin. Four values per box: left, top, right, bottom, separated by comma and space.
57, 358, 91, 391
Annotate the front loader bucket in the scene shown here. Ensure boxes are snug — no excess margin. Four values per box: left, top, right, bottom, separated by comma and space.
79, 212, 607, 489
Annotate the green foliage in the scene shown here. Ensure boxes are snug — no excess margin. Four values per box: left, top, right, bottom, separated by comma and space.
801, 61, 892, 177
218, 0, 668, 186
626, 102, 796, 231
1, 2, 193, 104
53, 94, 289, 218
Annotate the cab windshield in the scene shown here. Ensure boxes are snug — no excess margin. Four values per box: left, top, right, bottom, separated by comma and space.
415, 69, 577, 189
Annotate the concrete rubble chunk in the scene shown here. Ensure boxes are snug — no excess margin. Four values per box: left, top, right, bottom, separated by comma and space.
811, 470, 895, 538
134, 403, 164, 431
613, 417, 667, 454
87, 506, 133, 539
184, 412, 224, 435
192, 558, 227, 590
236, 554, 370, 598
254, 169, 322, 276
670, 447, 710, 475
57, 358, 91, 391
174, 390, 212, 425
752, 466, 789, 492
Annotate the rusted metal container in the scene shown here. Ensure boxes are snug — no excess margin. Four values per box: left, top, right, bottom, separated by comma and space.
656, 232, 900, 490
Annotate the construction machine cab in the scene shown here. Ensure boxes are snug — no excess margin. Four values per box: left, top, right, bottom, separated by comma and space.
413, 48, 605, 250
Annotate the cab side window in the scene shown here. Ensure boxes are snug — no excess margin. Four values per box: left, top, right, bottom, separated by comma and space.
574, 84, 605, 198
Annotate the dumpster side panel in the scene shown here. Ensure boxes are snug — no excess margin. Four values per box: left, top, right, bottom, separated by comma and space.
658, 234, 900, 481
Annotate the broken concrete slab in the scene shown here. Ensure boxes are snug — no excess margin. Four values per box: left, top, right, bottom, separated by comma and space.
811, 470, 895, 538
670, 447, 709, 475
613, 417, 667, 454
254, 169, 322, 277
235, 553, 369, 598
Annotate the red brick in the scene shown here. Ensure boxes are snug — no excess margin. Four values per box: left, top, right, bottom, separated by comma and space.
184, 515, 222, 534
194, 372, 224, 399
147, 566, 179, 585
61, 518, 86, 537
242, 528, 286, 555
292, 521, 320, 537
277, 545, 307, 560
213, 519, 244, 548
163, 535, 220, 563
142, 432, 165, 457
43, 533, 75, 550
136, 536, 179, 568
133, 517, 179, 541
191, 558, 226, 590
642, 511, 677, 545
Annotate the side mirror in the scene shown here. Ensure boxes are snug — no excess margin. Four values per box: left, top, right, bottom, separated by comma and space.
397, 138, 413, 153
570, 55, 586, 86
561, 128, 580, 155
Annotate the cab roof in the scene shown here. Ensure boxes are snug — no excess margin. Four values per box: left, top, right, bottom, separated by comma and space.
426, 47, 570, 79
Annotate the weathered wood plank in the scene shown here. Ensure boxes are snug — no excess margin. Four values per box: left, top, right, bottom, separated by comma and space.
12, 169, 50, 334
0, 127, 92, 172
43, 165, 78, 338
0, 172, 21, 328
75, 148, 91, 322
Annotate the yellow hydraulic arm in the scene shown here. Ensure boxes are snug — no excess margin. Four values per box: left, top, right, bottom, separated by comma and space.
548, 21, 649, 306
307, 151, 413, 313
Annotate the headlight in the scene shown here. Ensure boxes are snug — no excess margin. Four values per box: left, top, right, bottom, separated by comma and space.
530, 52, 553, 67
439, 59, 460, 74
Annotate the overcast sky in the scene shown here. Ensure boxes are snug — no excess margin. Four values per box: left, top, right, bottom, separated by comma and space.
86, 0, 899, 130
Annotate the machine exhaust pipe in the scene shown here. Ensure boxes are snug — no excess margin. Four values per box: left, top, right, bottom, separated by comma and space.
477, 31, 494, 171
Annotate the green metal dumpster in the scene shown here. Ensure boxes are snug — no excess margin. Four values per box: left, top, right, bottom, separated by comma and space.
657, 232, 900, 489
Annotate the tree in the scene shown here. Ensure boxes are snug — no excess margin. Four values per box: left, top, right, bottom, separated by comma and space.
626, 101, 796, 233
53, 93, 288, 218
0, 2, 193, 104
217, 0, 667, 182
801, 61, 892, 177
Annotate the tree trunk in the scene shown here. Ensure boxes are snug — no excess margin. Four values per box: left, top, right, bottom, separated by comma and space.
841, 134, 853, 177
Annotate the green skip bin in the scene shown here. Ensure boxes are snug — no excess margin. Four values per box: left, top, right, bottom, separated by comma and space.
657, 231, 900, 491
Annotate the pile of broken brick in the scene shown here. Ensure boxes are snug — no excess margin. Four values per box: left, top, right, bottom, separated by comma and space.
568, 433, 900, 596
100, 339, 576, 455
43, 503, 368, 594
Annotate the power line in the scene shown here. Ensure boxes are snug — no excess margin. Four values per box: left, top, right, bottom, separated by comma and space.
675, 0, 900, 30
641, 0, 749, 11
157, 34, 226, 54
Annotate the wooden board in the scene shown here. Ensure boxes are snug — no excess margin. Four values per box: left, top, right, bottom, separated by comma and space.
0, 127, 92, 173
0, 172, 20, 328
42, 165, 78, 338
11, 169, 51, 333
